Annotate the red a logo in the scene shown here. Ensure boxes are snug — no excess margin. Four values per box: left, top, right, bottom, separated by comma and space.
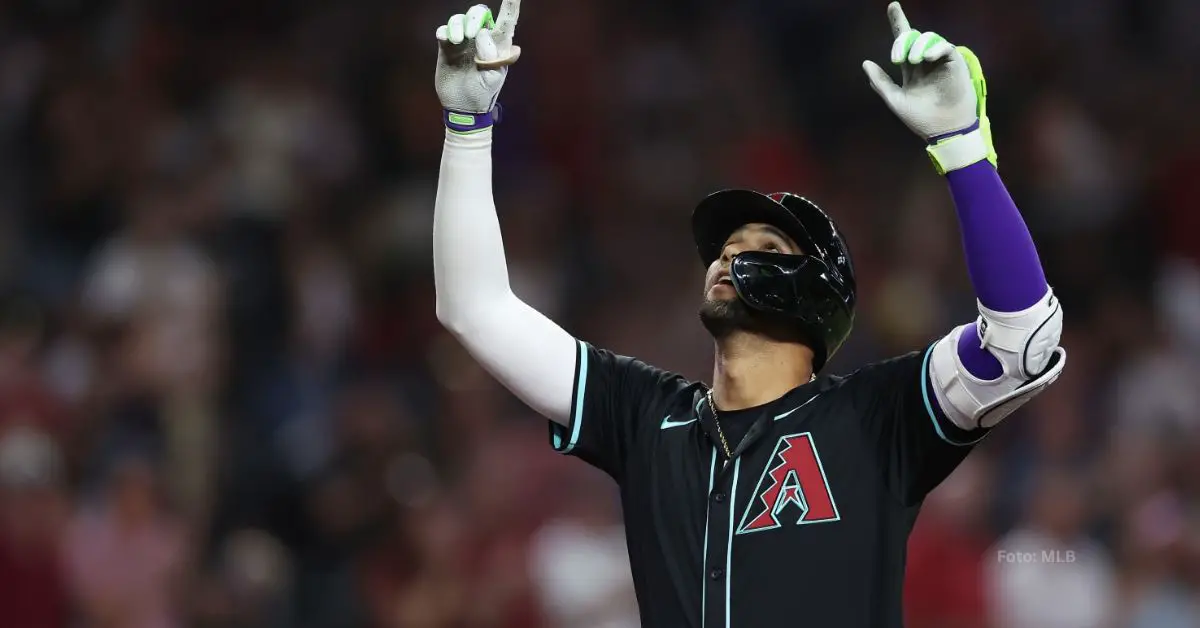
736, 432, 840, 535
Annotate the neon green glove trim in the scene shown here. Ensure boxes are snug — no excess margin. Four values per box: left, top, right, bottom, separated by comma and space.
920, 33, 945, 59
894, 31, 920, 64
957, 46, 998, 169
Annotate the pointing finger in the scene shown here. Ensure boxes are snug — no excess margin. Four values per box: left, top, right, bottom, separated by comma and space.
494, 0, 522, 40
887, 2, 911, 38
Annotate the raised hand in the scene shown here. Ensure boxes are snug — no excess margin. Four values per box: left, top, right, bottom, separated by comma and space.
861, 2, 996, 172
435, 1, 522, 127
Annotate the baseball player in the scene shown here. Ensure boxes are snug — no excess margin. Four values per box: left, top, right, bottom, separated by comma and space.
432, 2, 1066, 626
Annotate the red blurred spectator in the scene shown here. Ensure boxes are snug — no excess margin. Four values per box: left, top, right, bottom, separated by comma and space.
0, 427, 70, 628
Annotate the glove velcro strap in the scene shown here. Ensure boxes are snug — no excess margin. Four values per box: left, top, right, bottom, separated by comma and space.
926, 128, 989, 175
444, 108, 498, 135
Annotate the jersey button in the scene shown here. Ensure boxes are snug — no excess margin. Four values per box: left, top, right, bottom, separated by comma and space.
713, 492, 726, 503
710, 568, 724, 580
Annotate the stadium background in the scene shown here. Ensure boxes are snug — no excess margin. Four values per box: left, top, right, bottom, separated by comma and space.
0, 0, 1198, 626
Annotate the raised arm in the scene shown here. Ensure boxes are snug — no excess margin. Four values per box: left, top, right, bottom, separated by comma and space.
433, 1, 577, 425
864, 3, 1065, 436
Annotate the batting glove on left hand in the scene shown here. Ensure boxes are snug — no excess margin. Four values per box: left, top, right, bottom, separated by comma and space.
434, 1, 521, 133
863, 2, 997, 173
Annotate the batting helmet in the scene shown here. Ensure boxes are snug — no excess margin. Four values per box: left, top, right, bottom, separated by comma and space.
691, 190, 856, 372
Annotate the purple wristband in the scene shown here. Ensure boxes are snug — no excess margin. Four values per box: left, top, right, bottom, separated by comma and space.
444, 106, 500, 134
927, 119, 981, 145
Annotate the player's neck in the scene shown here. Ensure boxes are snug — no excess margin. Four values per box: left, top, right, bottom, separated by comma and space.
710, 333, 814, 411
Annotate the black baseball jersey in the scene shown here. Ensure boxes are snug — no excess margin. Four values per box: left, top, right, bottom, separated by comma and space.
547, 339, 989, 628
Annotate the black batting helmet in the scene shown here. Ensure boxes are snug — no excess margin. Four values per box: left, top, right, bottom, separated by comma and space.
691, 190, 856, 372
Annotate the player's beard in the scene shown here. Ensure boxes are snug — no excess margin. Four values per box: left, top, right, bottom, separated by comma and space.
699, 296, 765, 339
699, 295, 808, 343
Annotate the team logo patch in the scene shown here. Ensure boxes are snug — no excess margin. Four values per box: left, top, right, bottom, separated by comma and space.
736, 432, 840, 535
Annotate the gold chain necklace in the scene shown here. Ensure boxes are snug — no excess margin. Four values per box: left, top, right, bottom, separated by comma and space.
707, 375, 816, 462
706, 388, 734, 461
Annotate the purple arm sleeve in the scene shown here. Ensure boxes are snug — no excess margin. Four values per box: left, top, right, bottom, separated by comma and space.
944, 160, 1049, 380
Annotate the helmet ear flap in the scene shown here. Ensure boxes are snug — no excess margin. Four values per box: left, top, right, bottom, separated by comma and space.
730, 251, 852, 373
771, 193, 857, 311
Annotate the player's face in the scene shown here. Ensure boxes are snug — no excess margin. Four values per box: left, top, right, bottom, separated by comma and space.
699, 223, 800, 338
702, 223, 800, 299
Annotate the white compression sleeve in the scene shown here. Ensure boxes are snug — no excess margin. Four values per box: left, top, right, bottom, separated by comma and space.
433, 128, 578, 425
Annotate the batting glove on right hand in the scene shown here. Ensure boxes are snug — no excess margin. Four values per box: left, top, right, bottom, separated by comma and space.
435, 1, 521, 134
862, 2, 997, 173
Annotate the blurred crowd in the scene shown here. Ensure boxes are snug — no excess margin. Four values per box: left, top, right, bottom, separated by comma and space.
0, 0, 1197, 627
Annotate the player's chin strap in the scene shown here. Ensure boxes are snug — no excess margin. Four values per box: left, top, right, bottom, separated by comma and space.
928, 288, 1066, 430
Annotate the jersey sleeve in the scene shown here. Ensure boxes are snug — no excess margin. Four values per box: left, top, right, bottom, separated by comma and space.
849, 342, 991, 505
548, 340, 684, 481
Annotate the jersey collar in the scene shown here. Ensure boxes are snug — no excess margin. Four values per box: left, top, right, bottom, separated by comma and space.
696, 376, 829, 462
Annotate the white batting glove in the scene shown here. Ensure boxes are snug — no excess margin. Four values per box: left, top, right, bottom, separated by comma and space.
862, 2, 975, 139
435, 1, 522, 134
862, 3, 997, 173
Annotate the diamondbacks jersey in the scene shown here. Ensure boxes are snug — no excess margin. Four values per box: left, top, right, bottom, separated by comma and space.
548, 340, 989, 628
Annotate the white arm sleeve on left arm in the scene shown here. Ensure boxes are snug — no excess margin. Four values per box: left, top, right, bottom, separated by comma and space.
434, 129, 578, 425
928, 287, 1066, 430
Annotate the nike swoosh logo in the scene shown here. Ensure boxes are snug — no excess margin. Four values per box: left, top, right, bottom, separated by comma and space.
660, 415, 699, 430
774, 393, 822, 421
